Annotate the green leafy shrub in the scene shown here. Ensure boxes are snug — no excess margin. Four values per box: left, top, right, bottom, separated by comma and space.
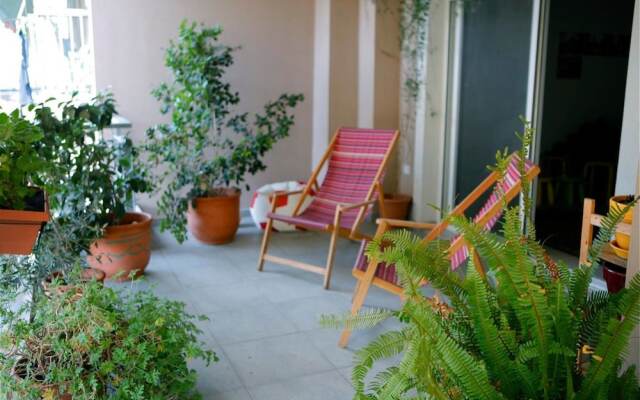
34, 94, 152, 229
145, 21, 304, 242
323, 130, 640, 399
0, 276, 216, 399
0, 109, 47, 210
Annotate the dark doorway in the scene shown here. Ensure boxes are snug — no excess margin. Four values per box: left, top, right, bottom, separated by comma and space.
535, 0, 635, 255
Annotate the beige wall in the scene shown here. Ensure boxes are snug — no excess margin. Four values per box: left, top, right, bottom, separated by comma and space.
92, 0, 314, 211
616, 0, 639, 196
374, 1, 402, 194
330, 0, 358, 135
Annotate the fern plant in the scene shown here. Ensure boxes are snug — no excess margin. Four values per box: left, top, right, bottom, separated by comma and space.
323, 127, 640, 399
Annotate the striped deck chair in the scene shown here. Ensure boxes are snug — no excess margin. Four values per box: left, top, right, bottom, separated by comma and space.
257, 128, 400, 289
338, 153, 540, 347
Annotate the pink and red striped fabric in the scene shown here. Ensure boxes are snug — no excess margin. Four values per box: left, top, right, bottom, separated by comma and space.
355, 155, 536, 285
269, 128, 397, 231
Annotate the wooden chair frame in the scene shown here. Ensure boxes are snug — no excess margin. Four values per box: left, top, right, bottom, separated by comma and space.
339, 155, 540, 347
257, 128, 400, 289
579, 198, 631, 267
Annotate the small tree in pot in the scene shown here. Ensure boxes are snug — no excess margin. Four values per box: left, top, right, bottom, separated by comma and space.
33, 94, 154, 280
145, 21, 304, 244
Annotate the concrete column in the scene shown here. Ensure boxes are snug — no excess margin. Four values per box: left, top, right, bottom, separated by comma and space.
358, 0, 376, 128
412, 0, 451, 222
312, 0, 331, 170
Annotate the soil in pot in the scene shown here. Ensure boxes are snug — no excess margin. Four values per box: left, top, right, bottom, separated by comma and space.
381, 194, 412, 220
187, 188, 240, 244
42, 268, 105, 299
87, 212, 152, 281
0, 189, 49, 255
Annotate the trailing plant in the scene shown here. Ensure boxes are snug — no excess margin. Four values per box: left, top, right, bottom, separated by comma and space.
145, 21, 304, 243
322, 127, 640, 399
0, 109, 47, 211
0, 274, 216, 399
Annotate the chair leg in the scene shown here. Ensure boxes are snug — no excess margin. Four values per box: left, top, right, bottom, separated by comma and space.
257, 217, 274, 272
323, 227, 340, 290
338, 274, 373, 348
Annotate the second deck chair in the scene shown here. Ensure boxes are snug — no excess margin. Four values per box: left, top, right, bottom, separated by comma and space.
338, 153, 540, 347
257, 128, 400, 289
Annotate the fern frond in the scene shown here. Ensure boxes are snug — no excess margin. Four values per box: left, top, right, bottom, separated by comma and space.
353, 329, 409, 395
575, 274, 640, 399
319, 309, 393, 330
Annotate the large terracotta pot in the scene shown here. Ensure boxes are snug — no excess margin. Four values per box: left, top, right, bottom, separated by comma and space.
87, 212, 152, 281
381, 194, 412, 220
0, 191, 49, 255
187, 188, 240, 244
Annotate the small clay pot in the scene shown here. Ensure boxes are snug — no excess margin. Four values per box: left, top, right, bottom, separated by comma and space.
381, 194, 412, 220
603, 263, 626, 294
87, 212, 152, 281
187, 188, 241, 244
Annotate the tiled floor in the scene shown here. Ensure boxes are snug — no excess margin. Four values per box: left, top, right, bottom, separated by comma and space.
111, 217, 403, 399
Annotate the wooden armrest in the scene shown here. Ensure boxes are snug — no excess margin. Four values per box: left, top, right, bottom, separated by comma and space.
339, 199, 377, 212
269, 189, 304, 199
375, 218, 438, 230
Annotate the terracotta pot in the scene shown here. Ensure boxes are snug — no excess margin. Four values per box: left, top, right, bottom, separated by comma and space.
381, 194, 412, 220
87, 212, 152, 281
10, 358, 72, 400
0, 192, 49, 255
42, 268, 105, 299
187, 188, 240, 244
609, 195, 634, 224
603, 263, 626, 293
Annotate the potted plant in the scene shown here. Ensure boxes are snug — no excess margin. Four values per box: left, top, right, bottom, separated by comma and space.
145, 21, 304, 244
381, 193, 412, 220
0, 110, 49, 255
33, 95, 154, 280
0, 274, 216, 399
323, 140, 640, 399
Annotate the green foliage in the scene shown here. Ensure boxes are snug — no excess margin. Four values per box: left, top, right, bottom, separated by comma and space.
0, 94, 152, 323
0, 109, 47, 210
325, 128, 640, 399
145, 21, 304, 243
33, 93, 152, 229
0, 275, 216, 399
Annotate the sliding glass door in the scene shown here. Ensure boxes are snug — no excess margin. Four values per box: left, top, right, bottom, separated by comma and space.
445, 0, 538, 208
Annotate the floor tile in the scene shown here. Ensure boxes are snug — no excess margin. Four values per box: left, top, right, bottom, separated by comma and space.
277, 293, 352, 331
207, 387, 254, 400
205, 303, 297, 344
247, 370, 354, 400
222, 332, 335, 387
187, 279, 270, 314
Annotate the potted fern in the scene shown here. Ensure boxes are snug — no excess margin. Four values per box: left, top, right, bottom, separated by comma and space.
0, 110, 49, 255
145, 21, 304, 244
324, 136, 640, 399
